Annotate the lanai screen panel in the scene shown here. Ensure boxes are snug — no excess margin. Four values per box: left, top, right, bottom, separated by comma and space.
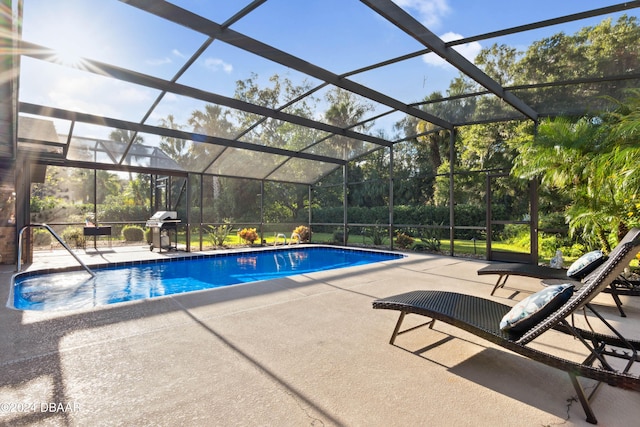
204, 147, 288, 179
512, 78, 640, 117
303, 135, 382, 161
11, 0, 640, 186
268, 158, 339, 184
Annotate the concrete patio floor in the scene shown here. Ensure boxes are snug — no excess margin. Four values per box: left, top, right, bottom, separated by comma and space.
1, 245, 639, 426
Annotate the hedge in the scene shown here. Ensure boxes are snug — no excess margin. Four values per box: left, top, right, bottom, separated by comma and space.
311, 204, 486, 239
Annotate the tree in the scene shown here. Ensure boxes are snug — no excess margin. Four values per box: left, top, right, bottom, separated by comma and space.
393, 112, 445, 205
109, 128, 141, 142
234, 73, 321, 151
186, 104, 235, 174
174, 104, 237, 213
324, 87, 374, 130
109, 129, 144, 182
403, 16, 640, 231
122, 174, 150, 207
263, 181, 308, 223
188, 104, 234, 140
409, 45, 520, 207
348, 145, 389, 208
514, 15, 640, 112
474, 44, 519, 86
397, 80, 466, 209
169, 74, 321, 223
510, 88, 640, 251
158, 115, 189, 167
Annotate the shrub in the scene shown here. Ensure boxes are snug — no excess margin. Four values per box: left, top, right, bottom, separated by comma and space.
33, 229, 52, 247
292, 225, 311, 242
364, 223, 388, 246
239, 227, 258, 244
539, 235, 560, 258
122, 225, 145, 242
567, 243, 588, 258
311, 204, 485, 240
144, 228, 152, 244
207, 220, 233, 246
30, 195, 58, 213
395, 233, 414, 249
332, 228, 348, 244
61, 226, 85, 248
412, 237, 441, 252
100, 205, 152, 222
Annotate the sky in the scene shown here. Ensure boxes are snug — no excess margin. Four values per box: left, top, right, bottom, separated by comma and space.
18, 0, 638, 144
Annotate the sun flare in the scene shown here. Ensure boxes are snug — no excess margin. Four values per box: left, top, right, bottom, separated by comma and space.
48, 26, 92, 69
53, 49, 85, 68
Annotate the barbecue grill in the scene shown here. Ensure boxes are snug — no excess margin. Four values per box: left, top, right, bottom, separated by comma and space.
146, 211, 180, 252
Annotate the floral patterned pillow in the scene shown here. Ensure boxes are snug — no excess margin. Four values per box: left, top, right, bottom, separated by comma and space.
500, 284, 574, 333
566, 250, 606, 279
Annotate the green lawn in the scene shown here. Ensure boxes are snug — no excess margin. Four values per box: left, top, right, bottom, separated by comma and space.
181, 231, 541, 260
173, 230, 640, 269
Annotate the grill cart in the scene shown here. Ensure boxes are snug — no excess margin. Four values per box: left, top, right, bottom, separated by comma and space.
146, 211, 180, 252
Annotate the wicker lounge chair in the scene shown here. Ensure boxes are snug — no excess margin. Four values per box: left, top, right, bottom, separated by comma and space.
477, 262, 631, 317
478, 262, 568, 295
608, 275, 640, 297
477, 228, 640, 317
372, 233, 640, 424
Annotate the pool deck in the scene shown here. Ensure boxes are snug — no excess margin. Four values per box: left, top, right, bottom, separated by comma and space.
1, 244, 639, 426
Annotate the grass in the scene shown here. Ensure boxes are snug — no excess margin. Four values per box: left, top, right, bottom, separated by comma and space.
189, 231, 522, 250
178, 231, 558, 262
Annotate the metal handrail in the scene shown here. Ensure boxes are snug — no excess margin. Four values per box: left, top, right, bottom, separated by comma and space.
17, 224, 96, 277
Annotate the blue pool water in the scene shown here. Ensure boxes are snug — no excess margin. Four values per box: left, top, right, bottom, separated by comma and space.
12, 247, 403, 311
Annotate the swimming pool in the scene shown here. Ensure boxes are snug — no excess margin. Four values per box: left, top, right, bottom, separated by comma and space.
11, 246, 404, 311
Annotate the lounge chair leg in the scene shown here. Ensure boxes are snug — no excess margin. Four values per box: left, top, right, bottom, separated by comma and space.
490, 275, 508, 296
608, 284, 626, 317
569, 373, 598, 424
389, 312, 406, 344
388, 311, 436, 345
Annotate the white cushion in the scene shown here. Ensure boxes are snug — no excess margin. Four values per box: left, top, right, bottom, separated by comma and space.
567, 250, 606, 279
500, 284, 574, 333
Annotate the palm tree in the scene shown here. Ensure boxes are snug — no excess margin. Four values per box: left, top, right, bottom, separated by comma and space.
188, 104, 234, 139
324, 88, 375, 161
158, 115, 189, 167
109, 129, 144, 153
512, 91, 640, 250
109, 129, 144, 180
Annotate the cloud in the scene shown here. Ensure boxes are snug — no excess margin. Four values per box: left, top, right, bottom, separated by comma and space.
392, 0, 450, 28
204, 58, 233, 74
421, 32, 482, 67
146, 57, 172, 66
145, 49, 188, 66
162, 92, 178, 102
114, 85, 153, 103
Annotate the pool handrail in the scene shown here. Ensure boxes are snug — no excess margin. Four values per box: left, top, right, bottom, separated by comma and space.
289, 233, 301, 245
17, 224, 96, 277
274, 233, 287, 246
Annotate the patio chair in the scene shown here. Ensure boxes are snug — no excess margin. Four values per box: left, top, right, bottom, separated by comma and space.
477, 262, 633, 317
372, 233, 640, 424
477, 228, 640, 317
606, 274, 640, 298
478, 261, 569, 295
